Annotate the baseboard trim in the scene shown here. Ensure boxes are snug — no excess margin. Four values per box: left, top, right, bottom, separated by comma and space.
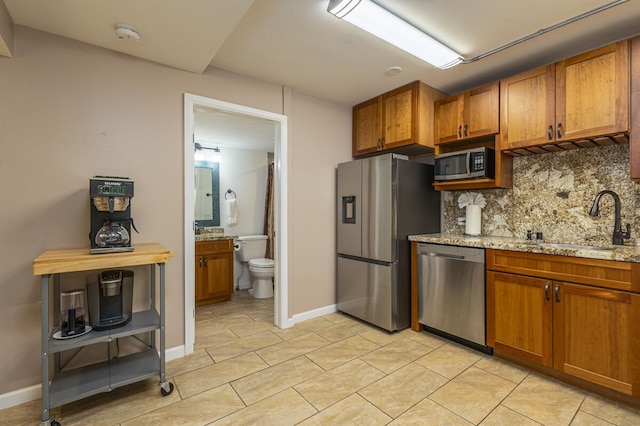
292, 304, 337, 324
0, 384, 41, 411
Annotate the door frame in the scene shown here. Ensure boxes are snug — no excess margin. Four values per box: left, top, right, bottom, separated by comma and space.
183, 93, 291, 356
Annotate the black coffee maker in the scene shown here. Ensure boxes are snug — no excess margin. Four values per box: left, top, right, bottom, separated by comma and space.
86, 270, 134, 330
89, 176, 136, 254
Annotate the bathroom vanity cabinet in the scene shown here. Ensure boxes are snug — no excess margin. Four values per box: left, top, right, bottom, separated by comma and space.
195, 239, 234, 306
33, 243, 174, 426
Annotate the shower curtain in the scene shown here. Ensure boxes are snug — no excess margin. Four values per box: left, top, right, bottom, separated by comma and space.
263, 162, 275, 259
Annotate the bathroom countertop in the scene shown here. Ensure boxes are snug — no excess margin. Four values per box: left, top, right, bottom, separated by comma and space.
194, 226, 236, 242
195, 234, 236, 242
408, 233, 640, 263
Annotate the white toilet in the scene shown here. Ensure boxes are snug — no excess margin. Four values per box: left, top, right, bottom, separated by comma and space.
235, 235, 274, 299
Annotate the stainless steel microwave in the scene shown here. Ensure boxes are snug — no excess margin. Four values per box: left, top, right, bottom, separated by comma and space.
434, 147, 495, 181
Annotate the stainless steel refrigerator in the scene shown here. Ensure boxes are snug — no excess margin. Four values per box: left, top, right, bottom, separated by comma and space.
336, 153, 441, 332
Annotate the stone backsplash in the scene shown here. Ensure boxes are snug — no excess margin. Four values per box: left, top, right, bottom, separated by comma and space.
442, 143, 640, 246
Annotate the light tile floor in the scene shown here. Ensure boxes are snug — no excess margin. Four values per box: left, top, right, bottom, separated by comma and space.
3, 290, 640, 425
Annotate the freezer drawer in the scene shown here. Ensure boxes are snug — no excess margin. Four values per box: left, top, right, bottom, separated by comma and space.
337, 256, 398, 331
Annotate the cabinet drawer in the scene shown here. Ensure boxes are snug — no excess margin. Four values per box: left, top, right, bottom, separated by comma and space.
196, 239, 233, 255
486, 249, 640, 293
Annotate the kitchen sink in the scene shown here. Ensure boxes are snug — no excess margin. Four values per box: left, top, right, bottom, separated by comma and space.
535, 243, 614, 251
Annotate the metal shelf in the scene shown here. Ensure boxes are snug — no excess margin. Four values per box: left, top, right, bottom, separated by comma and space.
49, 349, 159, 408
48, 309, 160, 354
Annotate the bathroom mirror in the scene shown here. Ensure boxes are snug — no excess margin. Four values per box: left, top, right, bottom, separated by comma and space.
195, 160, 220, 226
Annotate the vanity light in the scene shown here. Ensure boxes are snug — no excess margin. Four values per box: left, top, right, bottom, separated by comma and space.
194, 143, 221, 163
327, 0, 463, 69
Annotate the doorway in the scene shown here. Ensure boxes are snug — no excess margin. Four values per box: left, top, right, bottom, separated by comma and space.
183, 93, 291, 356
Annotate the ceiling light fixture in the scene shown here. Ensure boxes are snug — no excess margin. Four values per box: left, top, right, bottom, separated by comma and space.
327, 0, 463, 69
114, 24, 140, 41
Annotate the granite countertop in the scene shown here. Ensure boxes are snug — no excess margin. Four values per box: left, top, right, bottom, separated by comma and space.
195, 227, 236, 242
195, 234, 236, 242
409, 233, 640, 263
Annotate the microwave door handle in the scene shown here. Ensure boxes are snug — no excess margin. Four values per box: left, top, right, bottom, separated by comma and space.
466, 151, 472, 177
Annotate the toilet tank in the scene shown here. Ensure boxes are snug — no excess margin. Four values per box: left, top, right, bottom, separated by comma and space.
236, 235, 267, 261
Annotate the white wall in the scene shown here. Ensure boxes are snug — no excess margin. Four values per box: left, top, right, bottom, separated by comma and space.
0, 26, 352, 399
219, 147, 270, 237
219, 147, 271, 288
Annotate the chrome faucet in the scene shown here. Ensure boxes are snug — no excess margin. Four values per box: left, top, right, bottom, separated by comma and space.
589, 190, 631, 245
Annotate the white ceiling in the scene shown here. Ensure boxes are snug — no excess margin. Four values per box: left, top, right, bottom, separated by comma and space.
3, 0, 640, 106
194, 106, 276, 153
2, 0, 640, 147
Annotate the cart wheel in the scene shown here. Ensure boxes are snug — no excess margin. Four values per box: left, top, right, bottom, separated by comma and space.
160, 382, 174, 396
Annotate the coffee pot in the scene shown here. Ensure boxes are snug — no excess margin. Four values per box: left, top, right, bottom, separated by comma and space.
95, 221, 130, 248
89, 176, 137, 254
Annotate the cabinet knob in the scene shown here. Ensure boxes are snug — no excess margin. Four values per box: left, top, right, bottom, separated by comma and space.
199, 258, 203, 267
557, 123, 563, 139
458, 125, 462, 138
463, 124, 468, 137
547, 125, 553, 140
204, 258, 208, 267
554, 284, 560, 303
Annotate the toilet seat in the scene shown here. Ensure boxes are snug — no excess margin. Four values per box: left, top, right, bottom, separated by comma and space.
249, 258, 274, 268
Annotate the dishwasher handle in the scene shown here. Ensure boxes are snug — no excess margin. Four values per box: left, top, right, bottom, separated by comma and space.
417, 243, 485, 264
426, 252, 466, 261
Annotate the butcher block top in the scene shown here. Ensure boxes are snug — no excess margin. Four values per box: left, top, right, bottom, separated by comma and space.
33, 243, 174, 275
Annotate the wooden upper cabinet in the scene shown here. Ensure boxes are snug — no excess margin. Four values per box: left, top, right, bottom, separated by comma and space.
630, 36, 640, 180
434, 94, 463, 143
501, 65, 556, 150
556, 41, 629, 142
383, 84, 417, 148
353, 96, 383, 156
352, 81, 445, 157
501, 40, 629, 151
435, 82, 499, 144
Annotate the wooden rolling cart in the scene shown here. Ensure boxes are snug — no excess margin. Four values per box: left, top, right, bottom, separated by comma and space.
33, 243, 174, 426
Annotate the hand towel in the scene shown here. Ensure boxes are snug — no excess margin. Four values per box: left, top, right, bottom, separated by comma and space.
227, 199, 237, 226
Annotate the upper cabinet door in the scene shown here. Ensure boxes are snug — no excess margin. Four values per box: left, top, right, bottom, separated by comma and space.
434, 83, 499, 145
555, 40, 629, 142
383, 83, 417, 148
353, 96, 383, 157
465, 82, 500, 139
434, 94, 464, 144
501, 65, 556, 150
352, 81, 444, 157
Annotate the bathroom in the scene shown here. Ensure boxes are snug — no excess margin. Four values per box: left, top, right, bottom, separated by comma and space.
195, 107, 276, 299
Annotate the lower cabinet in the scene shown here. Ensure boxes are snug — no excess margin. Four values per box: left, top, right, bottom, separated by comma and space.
195, 239, 234, 306
487, 249, 640, 397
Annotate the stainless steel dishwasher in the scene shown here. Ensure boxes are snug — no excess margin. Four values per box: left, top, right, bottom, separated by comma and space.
417, 243, 490, 353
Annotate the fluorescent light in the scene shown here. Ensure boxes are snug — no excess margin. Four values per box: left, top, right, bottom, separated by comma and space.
327, 0, 463, 69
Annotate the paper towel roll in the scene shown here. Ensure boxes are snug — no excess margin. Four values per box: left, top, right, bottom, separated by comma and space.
465, 205, 481, 236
